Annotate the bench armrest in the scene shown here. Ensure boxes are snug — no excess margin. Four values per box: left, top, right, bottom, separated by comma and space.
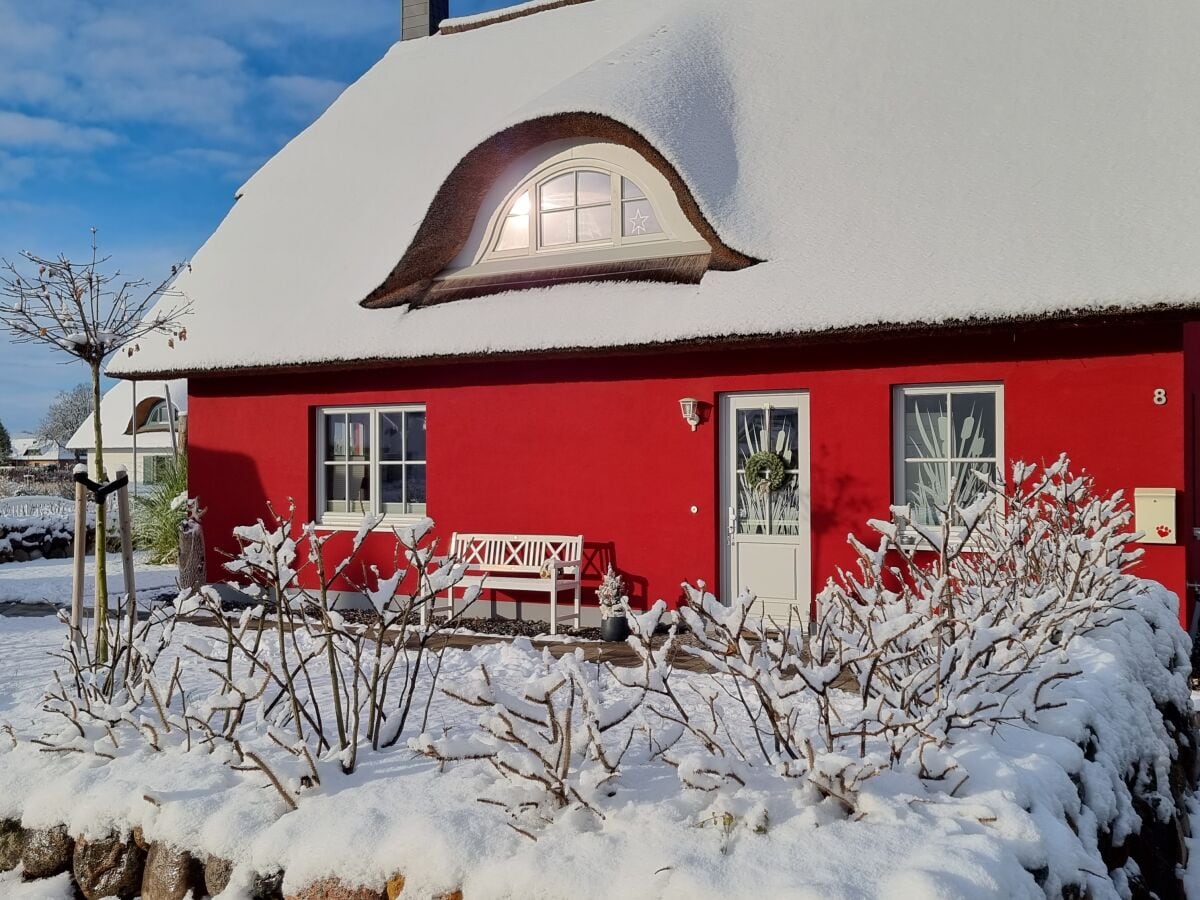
548, 558, 583, 572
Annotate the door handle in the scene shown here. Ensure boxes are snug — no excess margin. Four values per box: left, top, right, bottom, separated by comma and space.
727, 506, 736, 545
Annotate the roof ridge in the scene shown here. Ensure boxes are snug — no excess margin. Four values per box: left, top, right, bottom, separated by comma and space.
439, 0, 595, 36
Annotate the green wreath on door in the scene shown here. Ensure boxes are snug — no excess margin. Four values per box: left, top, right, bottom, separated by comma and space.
744, 450, 788, 494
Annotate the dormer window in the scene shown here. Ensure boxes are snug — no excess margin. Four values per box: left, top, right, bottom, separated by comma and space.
488, 169, 665, 258
143, 400, 171, 430
433, 141, 710, 303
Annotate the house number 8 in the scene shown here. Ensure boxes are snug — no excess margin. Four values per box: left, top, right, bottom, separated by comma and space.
1154, 388, 1167, 406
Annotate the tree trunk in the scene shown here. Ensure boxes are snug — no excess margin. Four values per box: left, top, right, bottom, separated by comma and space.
91, 361, 109, 664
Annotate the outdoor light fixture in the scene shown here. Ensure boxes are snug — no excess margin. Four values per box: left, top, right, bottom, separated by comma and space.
679, 397, 700, 431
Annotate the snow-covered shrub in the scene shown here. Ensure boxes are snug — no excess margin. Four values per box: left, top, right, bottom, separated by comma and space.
627, 455, 1149, 809
417, 645, 641, 834
40, 505, 478, 808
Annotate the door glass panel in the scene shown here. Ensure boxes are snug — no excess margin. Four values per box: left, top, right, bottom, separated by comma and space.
734, 405, 802, 536
735, 408, 769, 535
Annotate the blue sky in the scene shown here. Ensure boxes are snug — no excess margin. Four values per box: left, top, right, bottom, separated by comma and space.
0, 0, 507, 434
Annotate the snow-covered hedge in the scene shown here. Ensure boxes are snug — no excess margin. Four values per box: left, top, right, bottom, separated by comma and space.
0, 456, 1193, 899
0, 514, 89, 565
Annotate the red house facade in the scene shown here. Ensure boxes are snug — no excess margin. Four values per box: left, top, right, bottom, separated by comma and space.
112, 0, 1200, 629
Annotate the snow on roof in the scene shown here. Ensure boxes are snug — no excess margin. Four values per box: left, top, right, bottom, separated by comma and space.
110, 0, 1200, 378
9, 436, 74, 462
67, 379, 187, 452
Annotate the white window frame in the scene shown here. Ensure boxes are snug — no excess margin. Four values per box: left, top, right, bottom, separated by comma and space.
891, 382, 1004, 546
315, 405, 427, 528
439, 141, 709, 283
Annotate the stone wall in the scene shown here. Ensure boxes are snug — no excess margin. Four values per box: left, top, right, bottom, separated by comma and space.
0, 515, 92, 564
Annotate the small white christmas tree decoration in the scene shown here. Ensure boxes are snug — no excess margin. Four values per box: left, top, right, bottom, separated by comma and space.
596, 564, 627, 620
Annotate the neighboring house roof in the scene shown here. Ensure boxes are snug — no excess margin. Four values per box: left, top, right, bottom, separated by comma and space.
110, 0, 1200, 379
9, 436, 75, 463
67, 379, 187, 452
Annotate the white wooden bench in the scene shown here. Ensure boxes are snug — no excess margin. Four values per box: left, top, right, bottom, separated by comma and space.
423, 533, 584, 635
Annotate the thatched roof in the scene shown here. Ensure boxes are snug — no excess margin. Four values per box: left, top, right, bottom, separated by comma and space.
111, 0, 1200, 378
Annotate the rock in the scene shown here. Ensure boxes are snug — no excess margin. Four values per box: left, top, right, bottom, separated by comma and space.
73, 832, 147, 899
204, 855, 234, 894
284, 877, 386, 900
204, 857, 284, 900
21, 824, 74, 878
0, 819, 25, 872
142, 842, 204, 900
386, 874, 405, 899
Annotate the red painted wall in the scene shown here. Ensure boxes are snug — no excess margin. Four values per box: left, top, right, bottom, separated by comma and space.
187, 320, 1191, 625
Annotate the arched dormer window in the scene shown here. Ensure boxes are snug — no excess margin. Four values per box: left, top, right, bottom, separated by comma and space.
491, 169, 663, 256
433, 141, 710, 303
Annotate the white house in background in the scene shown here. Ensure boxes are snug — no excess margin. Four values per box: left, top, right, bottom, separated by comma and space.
7, 436, 78, 469
68, 379, 187, 490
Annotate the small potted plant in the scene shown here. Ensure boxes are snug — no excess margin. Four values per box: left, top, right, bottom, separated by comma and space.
597, 564, 629, 641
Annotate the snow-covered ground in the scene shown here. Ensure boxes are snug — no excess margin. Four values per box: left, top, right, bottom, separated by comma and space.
0, 552, 177, 607
0, 582, 1190, 899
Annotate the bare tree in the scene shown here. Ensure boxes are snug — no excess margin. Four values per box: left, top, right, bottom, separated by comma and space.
37, 382, 92, 447
0, 417, 11, 463
0, 230, 189, 662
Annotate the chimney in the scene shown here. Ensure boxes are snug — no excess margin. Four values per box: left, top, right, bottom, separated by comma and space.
402, 0, 449, 40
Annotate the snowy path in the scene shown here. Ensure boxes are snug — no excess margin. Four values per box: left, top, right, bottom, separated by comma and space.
0, 552, 178, 607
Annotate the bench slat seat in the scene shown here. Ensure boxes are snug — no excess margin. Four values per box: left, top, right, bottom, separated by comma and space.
423, 532, 584, 635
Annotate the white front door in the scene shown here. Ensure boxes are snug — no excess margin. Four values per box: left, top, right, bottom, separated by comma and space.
720, 392, 811, 624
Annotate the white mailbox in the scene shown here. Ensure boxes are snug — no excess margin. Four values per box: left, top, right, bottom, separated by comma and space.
1134, 488, 1176, 544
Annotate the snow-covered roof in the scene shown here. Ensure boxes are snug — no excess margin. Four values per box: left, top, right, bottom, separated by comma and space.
67, 379, 187, 452
110, 0, 1200, 378
9, 437, 74, 463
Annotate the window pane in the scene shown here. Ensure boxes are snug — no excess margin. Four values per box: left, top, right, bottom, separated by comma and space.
769, 408, 799, 470
380, 412, 404, 460
576, 205, 612, 243
540, 209, 575, 246
577, 171, 610, 206
509, 191, 530, 216
347, 413, 371, 461
903, 394, 948, 459
495, 214, 528, 251
951, 461, 995, 512
324, 465, 347, 513
381, 465, 405, 513
405, 411, 426, 460
324, 413, 347, 461
905, 460, 950, 526
950, 392, 996, 459
621, 177, 645, 200
406, 466, 427, 513
622, 199, 662, 236
540, 173, 574, 211
349, 464, 370, 513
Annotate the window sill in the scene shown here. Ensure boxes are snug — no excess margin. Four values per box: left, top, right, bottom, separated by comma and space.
314, 514, 429, 533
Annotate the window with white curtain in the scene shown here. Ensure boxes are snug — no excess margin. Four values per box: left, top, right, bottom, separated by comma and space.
317, 406, 426, 524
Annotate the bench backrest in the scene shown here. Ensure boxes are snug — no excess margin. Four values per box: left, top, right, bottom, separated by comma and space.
450, 533, 583, 576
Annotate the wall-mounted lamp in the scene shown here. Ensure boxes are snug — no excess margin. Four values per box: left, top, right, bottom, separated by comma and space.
679, 397, 700, 431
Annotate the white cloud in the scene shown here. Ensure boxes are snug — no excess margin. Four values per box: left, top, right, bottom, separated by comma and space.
0, 111, 119, 151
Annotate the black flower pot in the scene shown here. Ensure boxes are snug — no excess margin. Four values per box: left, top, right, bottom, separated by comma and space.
600, 614, 630, 642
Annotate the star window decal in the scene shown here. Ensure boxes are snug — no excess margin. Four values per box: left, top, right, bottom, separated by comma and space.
627, 209, 650, 235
